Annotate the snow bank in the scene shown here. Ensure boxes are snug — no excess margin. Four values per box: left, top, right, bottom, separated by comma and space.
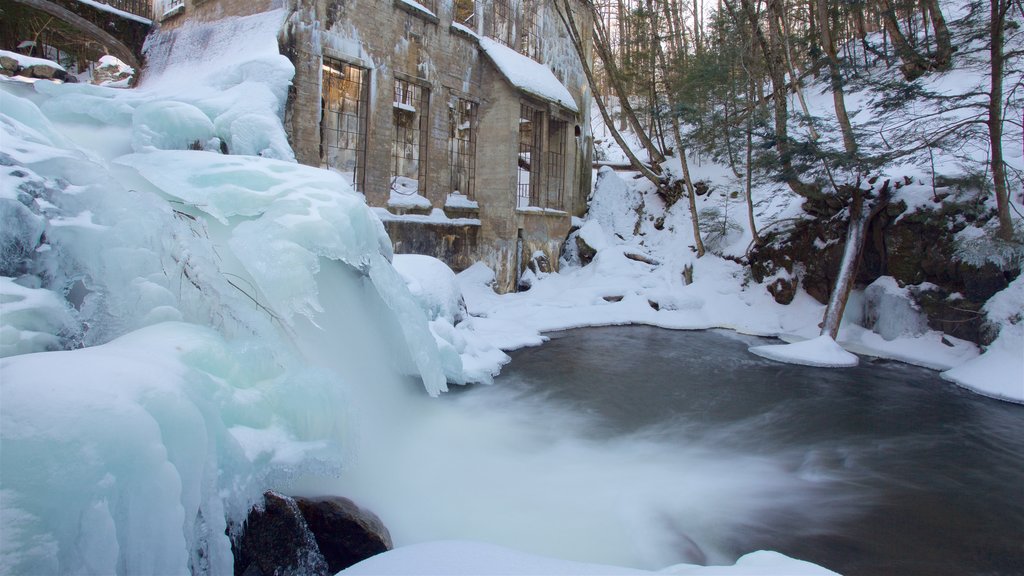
942, 276, 1024, 403
339, 540, 840, 576
749, 335, 860, 368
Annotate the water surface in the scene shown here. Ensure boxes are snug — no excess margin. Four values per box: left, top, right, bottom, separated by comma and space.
486, 326, 1024, 576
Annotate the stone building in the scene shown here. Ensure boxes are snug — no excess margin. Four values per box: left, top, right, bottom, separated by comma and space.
158, 0, 593, 292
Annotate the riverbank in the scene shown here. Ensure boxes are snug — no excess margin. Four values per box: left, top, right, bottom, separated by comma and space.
447, 166, 1022, 404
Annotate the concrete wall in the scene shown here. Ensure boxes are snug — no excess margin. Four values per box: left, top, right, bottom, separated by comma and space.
163, 0, 593, 293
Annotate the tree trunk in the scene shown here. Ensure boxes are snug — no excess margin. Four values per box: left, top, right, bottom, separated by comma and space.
877, 0, 930, 80
990, 0, 1015, 241
817, 0, 858, 157
590, 2, 667, 166
553, 0, 662, 184
924, 0, 953, 70
733, 0, 820, 200
774, 0, 820, 141
820, 185, 868, 340
745, 75, 760, 246
652, 0, 706, 257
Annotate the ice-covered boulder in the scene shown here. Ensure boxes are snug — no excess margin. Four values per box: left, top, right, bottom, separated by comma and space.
392, 254, 466, 325
588, 167, 643, 241
132, 101, 215, 152
295, 496, 393, 574
862, 276, 929, 341
233, 491, 329, 576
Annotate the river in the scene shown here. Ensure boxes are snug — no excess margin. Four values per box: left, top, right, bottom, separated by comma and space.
327, 326, 1024, 575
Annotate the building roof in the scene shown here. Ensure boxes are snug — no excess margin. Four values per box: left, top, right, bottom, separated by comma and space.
478, 37, 579, 114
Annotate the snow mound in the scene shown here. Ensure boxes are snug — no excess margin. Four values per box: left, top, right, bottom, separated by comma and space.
942, 276, 1024, 403
339, 540, 840, 576
749, 335, 860, 368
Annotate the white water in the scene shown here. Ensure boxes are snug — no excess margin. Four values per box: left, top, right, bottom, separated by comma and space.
299, 357, 864, 571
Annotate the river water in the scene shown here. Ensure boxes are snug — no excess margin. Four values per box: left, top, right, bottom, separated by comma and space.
327, 325, 1023, 576
482, 326, 1024, 576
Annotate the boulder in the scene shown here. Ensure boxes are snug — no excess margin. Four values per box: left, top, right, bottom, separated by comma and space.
295, 496, 393, 574
24, 64, 65, 81
233, 491, 328, 576
0, 55, 18, 76
233, 492, 392, 576
863, 277, 929, 340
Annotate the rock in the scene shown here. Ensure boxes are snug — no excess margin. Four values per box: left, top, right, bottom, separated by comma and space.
863, 277, 929, 340
295, 497, 393, 574
527, 251, 551, 275
767, 277, 797, 305
575, 233, 597, 266
233, 491, 329, 576
0, 55, 18, 76
24, 64, 65, 81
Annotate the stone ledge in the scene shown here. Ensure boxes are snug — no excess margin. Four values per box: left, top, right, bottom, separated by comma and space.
392, 0, 439, 24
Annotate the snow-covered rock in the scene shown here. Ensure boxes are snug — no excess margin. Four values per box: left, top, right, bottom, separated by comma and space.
862, 276, 929, 341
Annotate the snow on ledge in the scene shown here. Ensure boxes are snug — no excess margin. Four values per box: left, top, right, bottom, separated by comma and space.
749, 335, 860, 368
479, 37, 578, 113
372, 207, 480, 226
395, 0, 438, 20
0, 50, 65, 72
76, 0, 153, 25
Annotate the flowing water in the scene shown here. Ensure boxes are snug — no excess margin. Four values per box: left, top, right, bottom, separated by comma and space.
321, 326, 1024, 576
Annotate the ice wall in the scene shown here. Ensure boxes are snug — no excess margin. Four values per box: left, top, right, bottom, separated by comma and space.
0, 10, 460, 574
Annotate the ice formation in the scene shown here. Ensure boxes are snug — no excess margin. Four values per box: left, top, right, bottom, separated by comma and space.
0, 11, 467, 574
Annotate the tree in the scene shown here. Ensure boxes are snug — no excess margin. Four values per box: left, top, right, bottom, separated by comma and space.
989, 0, 1015, 242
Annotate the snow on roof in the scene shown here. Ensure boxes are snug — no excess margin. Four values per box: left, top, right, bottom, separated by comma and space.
76, 0, 153, 25
478, 37, 578, 113
0, 50, 66, 72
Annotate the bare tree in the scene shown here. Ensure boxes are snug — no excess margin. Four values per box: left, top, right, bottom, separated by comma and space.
990, 0, 1015, 241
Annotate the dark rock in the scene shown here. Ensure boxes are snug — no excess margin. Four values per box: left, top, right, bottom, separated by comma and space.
233, 491, 329, 576
603, 295, 624, 302
575, 234, 597, 266
295, 496, 393, 574
527, 251, 552, 275
767, 277, 797, 305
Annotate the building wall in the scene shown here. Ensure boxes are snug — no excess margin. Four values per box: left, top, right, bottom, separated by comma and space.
161, 0, 593, 293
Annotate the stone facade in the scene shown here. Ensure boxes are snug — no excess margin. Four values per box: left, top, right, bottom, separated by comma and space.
161, 0, 593, 293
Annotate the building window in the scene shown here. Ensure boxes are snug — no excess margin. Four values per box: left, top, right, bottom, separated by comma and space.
448, 95, 478, 200
392, 78, 430, 197
491, 0, 516, 49
417, 0, 438, 12
520, 0, 542, 60
322, 59, 370, 191
454, 0, 476, 27
545, 119, 567, 209
517, 102, 543, 208
156, 0, 184, 19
